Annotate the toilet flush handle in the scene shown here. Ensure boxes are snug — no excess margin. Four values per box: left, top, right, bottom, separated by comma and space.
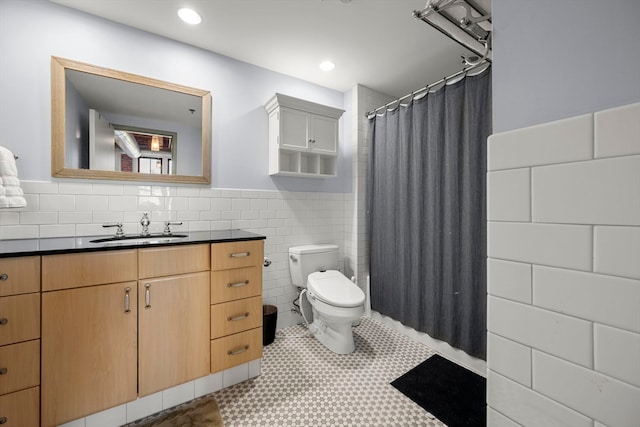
290, 254, 298, 262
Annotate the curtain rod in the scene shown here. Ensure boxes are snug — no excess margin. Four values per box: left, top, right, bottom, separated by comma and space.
365, 60, 490, 118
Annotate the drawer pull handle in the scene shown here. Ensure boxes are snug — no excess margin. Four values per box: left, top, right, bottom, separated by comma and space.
0, 417, 6, 424
0, 368, 6, 375
145, 284, 151, 309
124, 287, 131, 313
0, 273, 7, 281
229, 252, 250, 258
227, 345, 249, 356
0, 318, 7, 326
227, 312, 249, 322
227, 280, 249, 288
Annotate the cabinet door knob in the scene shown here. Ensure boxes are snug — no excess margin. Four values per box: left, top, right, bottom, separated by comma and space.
0, 273, 7, 281
0, 417, 7, 424
0, 368, 7, 375
0, 318, 7, 326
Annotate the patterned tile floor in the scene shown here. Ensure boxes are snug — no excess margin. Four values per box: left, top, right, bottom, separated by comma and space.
213, 317, 446, 426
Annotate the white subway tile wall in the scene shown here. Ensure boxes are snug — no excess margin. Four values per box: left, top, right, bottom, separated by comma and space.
487, 332, 532, 387
487, 370, 593, 427
487, 258, 532, 304
487, 101, 640, 427
125, 392, 163, 424
162, 382, 195, 411
0, 184, 347, 330
487, 113, 594, 171
487, 168, 531, 222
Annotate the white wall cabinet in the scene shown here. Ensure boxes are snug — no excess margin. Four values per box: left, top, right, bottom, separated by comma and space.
266, 93, 344, 178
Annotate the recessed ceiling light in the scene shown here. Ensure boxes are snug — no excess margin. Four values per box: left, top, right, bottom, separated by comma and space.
319, 61, 335, 72
178, 8, 202, 25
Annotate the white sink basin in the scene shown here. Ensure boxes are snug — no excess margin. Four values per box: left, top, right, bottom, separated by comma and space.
90, 234, 188, 244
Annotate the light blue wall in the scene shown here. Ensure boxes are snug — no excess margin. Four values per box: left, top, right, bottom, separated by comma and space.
493, 0, 640, 133
0, 0, 351, 192
64, 77, 89, 169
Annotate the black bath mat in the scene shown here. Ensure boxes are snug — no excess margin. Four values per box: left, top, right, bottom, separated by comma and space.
391, 354, 486, 427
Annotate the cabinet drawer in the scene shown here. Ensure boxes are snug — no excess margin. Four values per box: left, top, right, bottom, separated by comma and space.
0, 340, 39, 395
0, 257, 40, 297
138, 244, 210, 279
42, 250, 137, 291
0, 294, 40, 346
0, 386, 39, 427
211, 296, 262, 339
211, 327, 262, 373
211, 266, 261, 304
211, 240, 263, 271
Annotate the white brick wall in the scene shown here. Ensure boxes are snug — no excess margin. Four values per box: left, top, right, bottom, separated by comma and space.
487, 101, 640, 427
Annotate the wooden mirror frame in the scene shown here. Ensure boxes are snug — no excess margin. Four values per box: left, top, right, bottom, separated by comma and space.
51, 56, 211, 184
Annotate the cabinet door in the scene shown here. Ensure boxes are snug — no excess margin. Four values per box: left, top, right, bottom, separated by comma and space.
310, 114, 338, 154
211, 295, 262, 339
0, 340, 39, 395
0, 387, 40, 427
211, 327, 262, 373
280, 107, 310, 150
211, 240, 264, 271
0, 293, 39, 346
0, 256, 40, 297
41, 283, 137, 427
138, 271, 210, 396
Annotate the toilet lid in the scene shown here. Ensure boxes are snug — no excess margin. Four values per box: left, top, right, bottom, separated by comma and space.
307, 270, 365, 308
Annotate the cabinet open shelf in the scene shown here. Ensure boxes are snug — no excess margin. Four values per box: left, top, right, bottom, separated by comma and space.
276, 150, 337, 177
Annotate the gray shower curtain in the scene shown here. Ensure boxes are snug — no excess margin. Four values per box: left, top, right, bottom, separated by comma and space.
368, 68, 491, 359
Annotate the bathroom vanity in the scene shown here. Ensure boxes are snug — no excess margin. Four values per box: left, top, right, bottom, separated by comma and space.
0, 230, 265, 427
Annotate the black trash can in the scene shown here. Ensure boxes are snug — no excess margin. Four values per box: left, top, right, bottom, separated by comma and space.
262, 304, 278, 346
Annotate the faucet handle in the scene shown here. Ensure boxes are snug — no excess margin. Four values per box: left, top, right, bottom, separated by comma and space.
103, 223, 124, 238
140, 212, 150, 236
163, 221, 183, 236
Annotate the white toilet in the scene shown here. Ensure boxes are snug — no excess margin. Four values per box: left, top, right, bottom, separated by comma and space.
289, 244, 365, 354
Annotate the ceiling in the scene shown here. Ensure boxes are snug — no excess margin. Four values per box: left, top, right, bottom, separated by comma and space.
48, 0, 484, 98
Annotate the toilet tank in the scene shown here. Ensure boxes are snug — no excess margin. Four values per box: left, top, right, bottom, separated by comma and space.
289, 244, 339, 288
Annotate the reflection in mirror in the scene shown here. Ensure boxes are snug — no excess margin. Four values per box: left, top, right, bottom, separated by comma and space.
52, 56, 211, 184
111, 125, 176, 175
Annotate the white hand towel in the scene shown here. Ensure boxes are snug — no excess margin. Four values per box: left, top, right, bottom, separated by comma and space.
0, 146, 27, 208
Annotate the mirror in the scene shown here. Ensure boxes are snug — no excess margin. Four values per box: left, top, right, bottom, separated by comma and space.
51, 56, 211, 184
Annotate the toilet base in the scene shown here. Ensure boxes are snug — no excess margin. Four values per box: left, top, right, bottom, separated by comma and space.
310, 318, 356, 354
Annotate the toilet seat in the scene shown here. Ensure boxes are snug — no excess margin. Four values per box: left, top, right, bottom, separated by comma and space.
307, 270, 365, 308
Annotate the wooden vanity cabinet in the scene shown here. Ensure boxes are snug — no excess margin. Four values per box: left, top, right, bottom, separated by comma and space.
32, 236, 263, 425
210, 240, 264, 372
41, 251, 138, 427
137, 245, 210, 396
0, 256, 41, 427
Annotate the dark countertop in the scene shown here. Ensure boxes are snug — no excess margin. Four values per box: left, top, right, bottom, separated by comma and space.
0, 229, 265, 258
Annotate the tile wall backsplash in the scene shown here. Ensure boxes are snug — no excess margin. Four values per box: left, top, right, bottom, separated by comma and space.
0, 183, 347, 330
487, 101, 640, 427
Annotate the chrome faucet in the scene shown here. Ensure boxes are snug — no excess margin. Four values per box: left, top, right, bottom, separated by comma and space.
103, 223, 124, 238
163, 221, 183, 236
140, 212, 151, 236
